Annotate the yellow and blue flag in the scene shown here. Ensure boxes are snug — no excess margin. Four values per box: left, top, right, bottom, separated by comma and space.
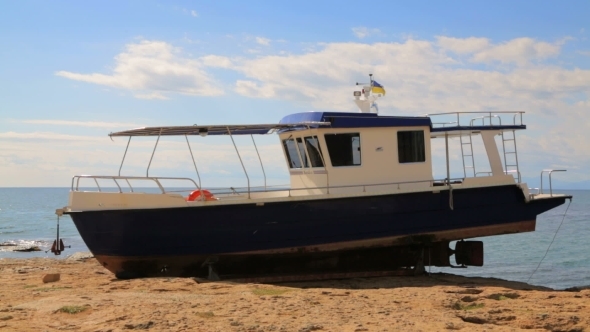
371, 81, 386, 95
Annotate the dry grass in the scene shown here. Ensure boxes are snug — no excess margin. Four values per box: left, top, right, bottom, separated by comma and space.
58, 305, 89, 314
251, 288, 292, 296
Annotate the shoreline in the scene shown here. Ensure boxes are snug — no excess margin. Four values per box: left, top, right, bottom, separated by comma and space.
1, 256, 589, 331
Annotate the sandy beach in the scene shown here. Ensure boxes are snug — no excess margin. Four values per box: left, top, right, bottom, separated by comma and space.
0, 254, 588, 332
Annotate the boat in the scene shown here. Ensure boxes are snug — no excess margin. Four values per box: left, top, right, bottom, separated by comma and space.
56, 75, 572, 279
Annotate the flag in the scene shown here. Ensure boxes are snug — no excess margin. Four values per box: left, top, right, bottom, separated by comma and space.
371, 80, 386, 95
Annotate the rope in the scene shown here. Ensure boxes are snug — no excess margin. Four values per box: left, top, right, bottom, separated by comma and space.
526, 199, 572, 283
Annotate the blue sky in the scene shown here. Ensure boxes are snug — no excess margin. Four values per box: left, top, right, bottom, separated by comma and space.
1, 1, 589, 187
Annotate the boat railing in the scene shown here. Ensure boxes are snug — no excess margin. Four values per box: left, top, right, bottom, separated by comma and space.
71, 175, 199, 194
474, 170, 521, 181
426, 111, 525, 129
539, 169, 566, 197
71, 175, 466, 197
432, 121, 458, 127
221, 178, 460, 197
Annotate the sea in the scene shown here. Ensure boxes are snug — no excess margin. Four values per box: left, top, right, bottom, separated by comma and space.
0, 188, 588, 290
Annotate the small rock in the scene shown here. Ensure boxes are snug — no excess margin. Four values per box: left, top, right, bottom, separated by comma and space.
457, 315, 487, 324
66, 252, 94, 261
14, 246, 41, 252
124, 321, 154, 330
460, 296, 478, 302
299, 324, 323, 332
42, 273, 60, 283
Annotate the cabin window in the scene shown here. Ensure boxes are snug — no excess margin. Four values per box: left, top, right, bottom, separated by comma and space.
283, 139, 303, 168
324, 133, 361, 167
397, 130, 425, 163
296, 138, 310, 168
304, 136, 324, 167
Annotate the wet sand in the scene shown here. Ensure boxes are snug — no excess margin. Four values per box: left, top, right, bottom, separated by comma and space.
0, 255, 588, 331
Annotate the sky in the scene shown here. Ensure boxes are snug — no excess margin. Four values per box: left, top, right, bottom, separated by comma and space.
1, 0, 589, 188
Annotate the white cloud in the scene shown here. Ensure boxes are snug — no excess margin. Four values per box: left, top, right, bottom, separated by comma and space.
438, 36, 565, 65
134, 92, 169, 100
200, 55, 233, 68
437, 36, 490, 54
226, 38, 589, 115
0, 131, 106, 141
235, 80, 275, 98
255, 37, 271, 46
191, 10, 198, 17
13, 119, 143, 129
472, 38, 561, 65
352, 27, 381, 39
56, 40, 224, 99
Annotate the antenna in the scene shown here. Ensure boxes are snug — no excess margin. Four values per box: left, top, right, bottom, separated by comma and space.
356, 73, 374, 86
353, 73, 382, 114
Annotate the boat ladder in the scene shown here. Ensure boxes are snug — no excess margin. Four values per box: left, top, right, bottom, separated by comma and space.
459, 132, 475, 177
501, 121, 521, 183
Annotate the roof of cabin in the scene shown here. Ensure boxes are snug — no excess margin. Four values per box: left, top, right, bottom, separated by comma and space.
279, 112, 432, 129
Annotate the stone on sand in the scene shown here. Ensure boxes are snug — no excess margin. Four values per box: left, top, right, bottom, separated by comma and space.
42, 273, 60, 283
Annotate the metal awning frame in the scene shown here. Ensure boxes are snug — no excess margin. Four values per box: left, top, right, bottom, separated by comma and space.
109, 121, 331, 138
114, 122, 329, 200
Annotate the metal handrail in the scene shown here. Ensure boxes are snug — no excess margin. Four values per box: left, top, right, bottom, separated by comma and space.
505, 170, 521, 184
70, 175, 466, 197
540, 169, 566, 197
195, 178, 465, 197
474, 170, 521, 182
432, 121, 458, 127
470, 115, 501, 127
71, 175, 199, 194
228, 127, 250, 198
426, 111, 525, 128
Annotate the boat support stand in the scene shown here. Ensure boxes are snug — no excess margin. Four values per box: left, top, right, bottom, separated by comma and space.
202, 256, 220, 281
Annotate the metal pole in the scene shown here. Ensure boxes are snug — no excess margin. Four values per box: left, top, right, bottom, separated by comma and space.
118, 137, 132, 176
185, 135, 202, 191
306, 124, 330, 194
292, 137, 306, 169
446, 132, 454, 210
316, 134, 330, 194
125, 179, 134, 192
94, 178, 101, 192
112, 179, 122, 193
228, 127, 250, 198
146, 128, 162, 177
445, 132, 450, 184
251, 135, 267, 190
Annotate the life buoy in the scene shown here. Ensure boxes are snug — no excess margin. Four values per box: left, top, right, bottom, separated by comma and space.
187, 189, 216, 201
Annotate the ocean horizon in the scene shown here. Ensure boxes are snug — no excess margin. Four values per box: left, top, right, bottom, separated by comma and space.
1, 187, 588, 290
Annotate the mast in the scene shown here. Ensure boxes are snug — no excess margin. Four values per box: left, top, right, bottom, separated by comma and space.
353, 73, 385, 114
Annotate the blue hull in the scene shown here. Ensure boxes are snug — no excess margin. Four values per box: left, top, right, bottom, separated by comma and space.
67, 185, 567, 278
